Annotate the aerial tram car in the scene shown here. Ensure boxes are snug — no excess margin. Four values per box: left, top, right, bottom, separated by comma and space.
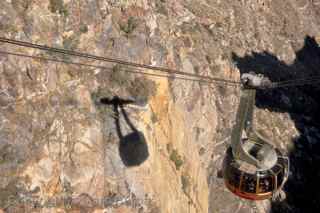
222, 73, 289, 200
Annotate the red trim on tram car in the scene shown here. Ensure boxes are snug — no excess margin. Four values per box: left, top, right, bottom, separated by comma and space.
224, 180, 273, 200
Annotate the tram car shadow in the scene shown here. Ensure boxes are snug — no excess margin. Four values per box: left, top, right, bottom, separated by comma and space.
100, 96, 149, 167
232, 36, 320, 212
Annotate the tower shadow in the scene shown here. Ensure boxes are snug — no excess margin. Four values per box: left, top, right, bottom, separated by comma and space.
232, 36, 320, 212
100, 96, 149, 167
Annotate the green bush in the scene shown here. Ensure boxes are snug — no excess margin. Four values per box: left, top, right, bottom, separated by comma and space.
170, 149, 184, 170
0, 144, 13, 164
120, 17, 137, 35
155, 0, 168, 16
49, 0, 68, 16
181, 174, 190, 194
79, 24, 89, 34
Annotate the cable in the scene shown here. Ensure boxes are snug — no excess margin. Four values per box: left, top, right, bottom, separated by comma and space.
0, 37, 241, 86
0, 50, 239, 86
271, 77, 320, 88
1, 37, 319, 89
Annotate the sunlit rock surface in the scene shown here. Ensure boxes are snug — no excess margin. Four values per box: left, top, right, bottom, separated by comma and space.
1, 0, 320, 212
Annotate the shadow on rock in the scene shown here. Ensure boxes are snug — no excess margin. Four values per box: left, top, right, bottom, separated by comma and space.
100, 96, 149, 167
232, 36, 320, 213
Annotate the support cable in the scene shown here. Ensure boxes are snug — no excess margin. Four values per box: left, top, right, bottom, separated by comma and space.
0, 50, 236, 86
1, 37, 320, 89
0, 37, 241, 86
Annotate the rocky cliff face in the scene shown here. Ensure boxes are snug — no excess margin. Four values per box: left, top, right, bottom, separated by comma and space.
1, 0, 320, 212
